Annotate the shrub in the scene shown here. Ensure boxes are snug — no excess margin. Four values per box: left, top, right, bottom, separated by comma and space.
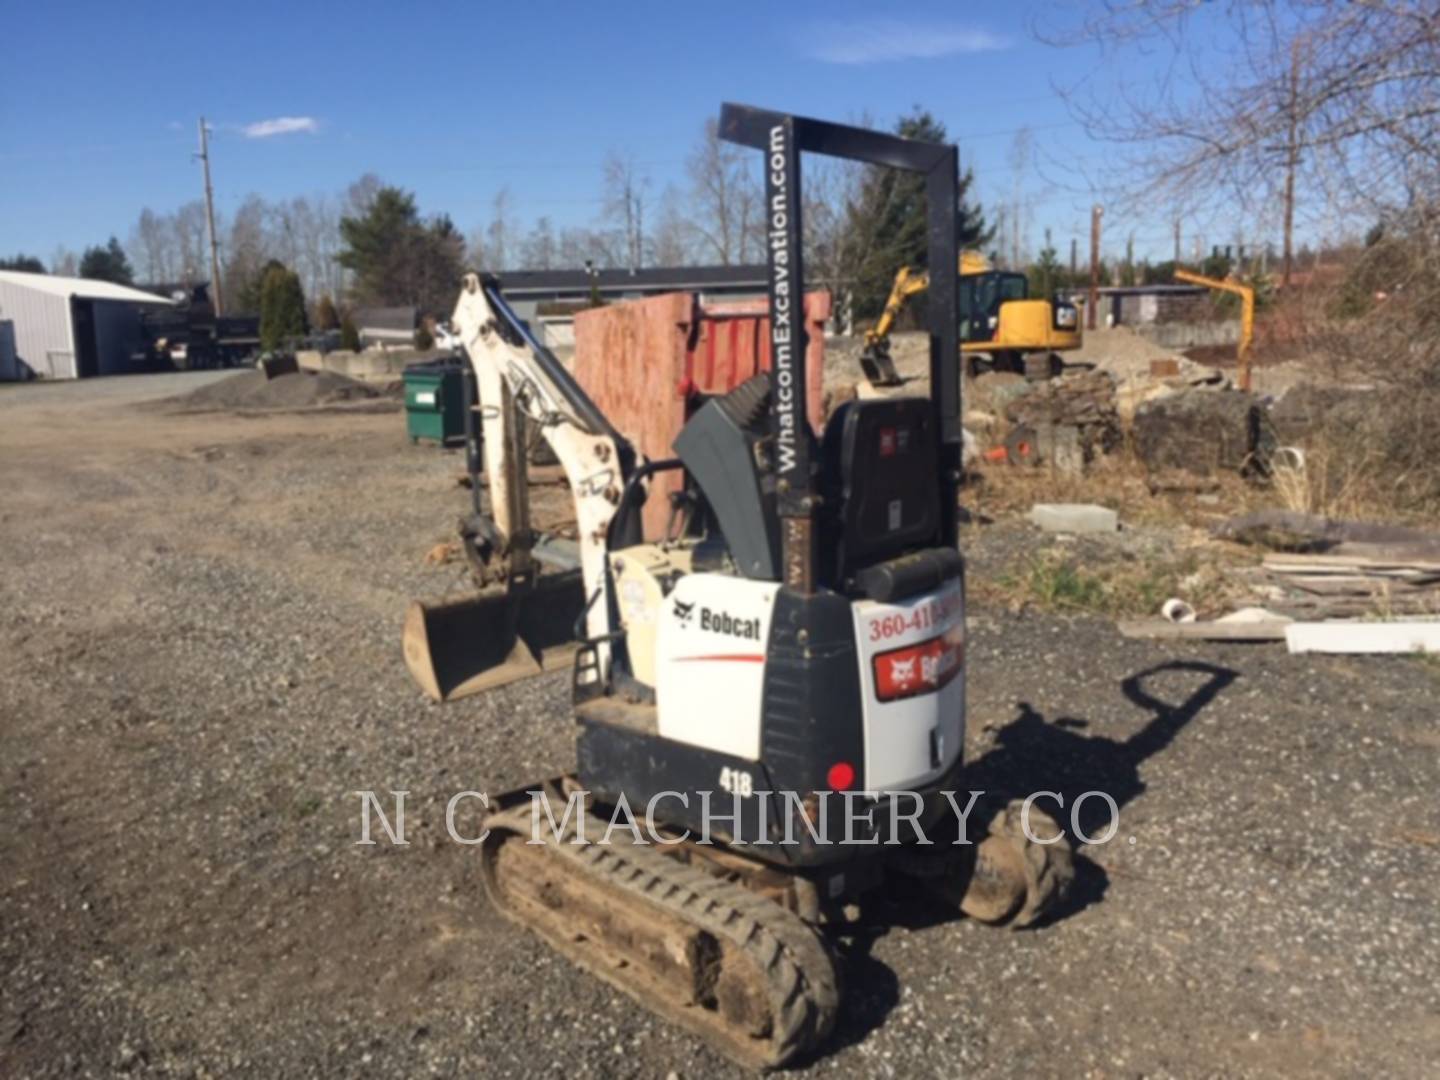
339, 315, 361, 352
259, 265, 306, 351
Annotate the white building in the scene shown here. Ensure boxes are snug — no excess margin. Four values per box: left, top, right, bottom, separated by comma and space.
0, 271, 177, 380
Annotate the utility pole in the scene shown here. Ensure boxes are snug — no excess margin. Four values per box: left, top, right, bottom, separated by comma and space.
1070, 236, 1078, 280
1173, 218, 1182, 264
1282, 36, 1301, 287
1087, 204, 1103, 331
196, 117, 223, 316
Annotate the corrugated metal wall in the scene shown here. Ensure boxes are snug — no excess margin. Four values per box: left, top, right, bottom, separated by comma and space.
0, 281, 74, 379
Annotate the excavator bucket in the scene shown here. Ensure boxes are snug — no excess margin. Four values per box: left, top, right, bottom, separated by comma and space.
858, 344, 904, 387
402, 572, 585, 701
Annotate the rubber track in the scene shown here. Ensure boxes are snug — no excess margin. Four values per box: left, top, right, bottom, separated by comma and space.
483, 804, 839, 1070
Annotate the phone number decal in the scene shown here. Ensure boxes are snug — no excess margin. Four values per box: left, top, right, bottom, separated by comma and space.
866, 589, 962, 642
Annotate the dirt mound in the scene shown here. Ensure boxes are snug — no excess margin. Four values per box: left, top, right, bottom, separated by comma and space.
823, 332, 931, 390
160, 369, 388, 412
1072, 326, 1188, 378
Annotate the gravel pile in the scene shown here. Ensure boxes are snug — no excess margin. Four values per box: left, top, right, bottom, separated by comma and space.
159, 368, 390, 412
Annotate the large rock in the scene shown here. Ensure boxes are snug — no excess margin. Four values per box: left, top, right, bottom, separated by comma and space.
1005, 370, 1123, 465
1269, 384, 1392, 444
1133, 388, 1261, 475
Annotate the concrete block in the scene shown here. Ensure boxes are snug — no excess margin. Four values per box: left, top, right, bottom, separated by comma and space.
1035, 423, 1085, 474
295, 349, 324, 372
1029, 503, 1120, 534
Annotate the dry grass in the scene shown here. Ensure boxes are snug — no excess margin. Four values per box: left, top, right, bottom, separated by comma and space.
965, 445, 1262, 531
970, 543, 1252, 619
1268, 398, 1440, 522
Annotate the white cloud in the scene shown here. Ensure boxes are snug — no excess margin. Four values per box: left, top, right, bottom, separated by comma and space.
804, 21, 1008, 64
241, 116, 320, 139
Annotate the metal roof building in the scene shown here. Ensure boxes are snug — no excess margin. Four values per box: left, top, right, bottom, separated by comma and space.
0, 271, 176, 380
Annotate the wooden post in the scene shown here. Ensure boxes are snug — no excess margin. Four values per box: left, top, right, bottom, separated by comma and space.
1087, 204, 1103, 331
197, 118, 223, 316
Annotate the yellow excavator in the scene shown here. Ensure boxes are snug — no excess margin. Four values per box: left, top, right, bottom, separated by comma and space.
860, 251, 1082, 385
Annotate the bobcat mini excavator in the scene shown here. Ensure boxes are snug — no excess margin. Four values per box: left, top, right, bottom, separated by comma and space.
403, 105, 1074, 1069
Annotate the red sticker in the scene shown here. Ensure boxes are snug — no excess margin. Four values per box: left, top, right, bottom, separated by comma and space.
879, 427, 897, 456
873, 632, 963, 702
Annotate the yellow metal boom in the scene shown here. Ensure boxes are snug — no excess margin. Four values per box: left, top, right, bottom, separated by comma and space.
1174, 268, 1255, 391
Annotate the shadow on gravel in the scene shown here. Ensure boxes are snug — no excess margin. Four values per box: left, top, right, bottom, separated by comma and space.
828, 660, 1239, 1047
823, 930, 902, 1058
967, 659, 1238, 918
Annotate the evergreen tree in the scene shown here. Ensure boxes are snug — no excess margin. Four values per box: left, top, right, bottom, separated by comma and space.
338, 186, 462, 315
78, 237, 134, 284
1029, 244, 1065, 298
240, 258, 286, 315
841, 109, 991, 321
339, 314, 361, 351
259, 264, 307, 351
0, 254, 46, 273
314, 294, 340, 331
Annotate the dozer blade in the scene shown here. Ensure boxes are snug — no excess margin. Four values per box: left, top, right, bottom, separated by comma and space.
402, 572, 585, 701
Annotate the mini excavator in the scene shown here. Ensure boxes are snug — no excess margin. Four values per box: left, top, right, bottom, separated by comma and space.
403, 104, 1074, 1069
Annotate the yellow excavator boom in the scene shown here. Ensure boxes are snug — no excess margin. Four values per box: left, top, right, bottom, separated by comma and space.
1173, 268, 1255, 391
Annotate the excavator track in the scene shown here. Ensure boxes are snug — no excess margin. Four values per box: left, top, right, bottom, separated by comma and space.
479, 789, 840, 1071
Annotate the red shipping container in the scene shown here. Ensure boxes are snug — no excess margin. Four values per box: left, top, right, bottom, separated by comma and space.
573, 290, 832, 539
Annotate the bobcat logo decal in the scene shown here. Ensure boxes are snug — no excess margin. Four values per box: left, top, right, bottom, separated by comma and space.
888, 656, 917, 687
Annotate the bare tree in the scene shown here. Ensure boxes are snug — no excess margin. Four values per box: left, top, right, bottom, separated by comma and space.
520, 216, 557, 270
603, 153, 649, 270
285, 194, 342, 303
172, 201, 210, 285
50, 245, 78, 276
801, 155, 865, 312
129, 208, 175, 283
345, 174, 384, 219
1007, 128, 1034, 269
224, 195, 273, 310
650, 185, 695, 266
556, 226, 616, 269
475, 187, 517, 272
1044, 2, 1440, 249
686, 119, 763, 265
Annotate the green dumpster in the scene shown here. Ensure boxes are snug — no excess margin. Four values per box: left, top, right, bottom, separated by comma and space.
403, 360, 467, 445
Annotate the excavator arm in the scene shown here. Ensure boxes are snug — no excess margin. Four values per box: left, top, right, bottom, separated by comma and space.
1174, 268, 1255, 390
449, 272, 631, 645
864, 266, 930, 349
859, 265, 930, 386
402, 274, 632, 700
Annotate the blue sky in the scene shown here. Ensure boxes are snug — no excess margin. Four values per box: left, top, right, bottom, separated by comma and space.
1, 0, 1204, 266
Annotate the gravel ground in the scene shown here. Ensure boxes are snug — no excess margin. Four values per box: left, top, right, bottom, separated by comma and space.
2, 376, 1438, 1078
